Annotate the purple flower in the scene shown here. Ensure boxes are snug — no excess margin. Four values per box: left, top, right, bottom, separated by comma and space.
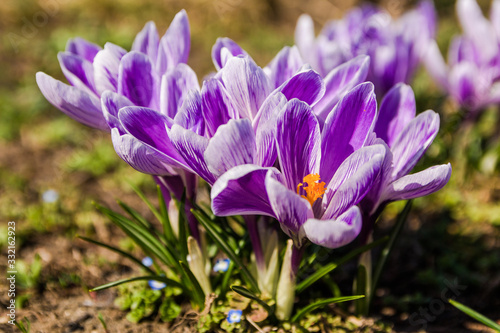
295, 1, 436, 96
361, 83, 452, 217
424, 0, 500, 112
211, 83, 385, 249
36, 10, 190, 130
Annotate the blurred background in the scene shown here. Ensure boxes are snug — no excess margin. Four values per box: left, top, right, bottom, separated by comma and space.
1, 0, 499, 332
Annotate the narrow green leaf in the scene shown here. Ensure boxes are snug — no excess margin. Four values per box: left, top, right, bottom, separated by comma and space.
78, 236, 156, 275
291, 295, 365, 322
231, 285, 274, 315
355, 265, 367, 316
117, 200, 151, 229
90, 275, 183, 292
449, 299, 500, 332
191, 209, 260, 293
95, 203, 179, 269
370, 200, 412, 307
175, 190, 189, 260
295, 236, 389, 294
219, 260, 235, 297
128, 183, 163, 223
179, 261, 205, 308
157, 185, 175, 244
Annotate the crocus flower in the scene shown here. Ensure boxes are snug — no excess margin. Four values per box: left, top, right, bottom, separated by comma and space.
36, 10, 190, 130
361, 83, 452, 222
211, 83, 385, 249
295, 1, 436, 96
425, 0, 500, 113
211, 38, 370, 123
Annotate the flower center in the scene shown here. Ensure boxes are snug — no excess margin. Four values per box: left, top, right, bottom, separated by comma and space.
296, 173, 326, 206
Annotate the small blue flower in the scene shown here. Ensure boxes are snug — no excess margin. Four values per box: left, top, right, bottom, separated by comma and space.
142, 256, 153, 267
213, 258, 230, 272
42, 189, 59, 203
227, 309, 242, 324
148, 280, 166, 290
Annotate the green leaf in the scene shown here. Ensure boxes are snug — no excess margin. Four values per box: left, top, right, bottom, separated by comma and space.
291, 295, 365, 322
78, 236, 156, 275
179, 261, 205, 308
231, 285, 274, 315
191, 209, 260, 293
128, 183, 163, 223
295, 236, 389, 294
449, 299, 500, 332
157, 185, 175, 245
219, 259, 235, 297
370, 200, 412, 307
175, 190, 189, 260
90, 275, 183, 292
117, 200, 151, 229
354, 265, 367, 316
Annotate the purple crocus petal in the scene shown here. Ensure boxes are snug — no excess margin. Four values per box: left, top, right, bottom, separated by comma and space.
457, 0, 498, 63
101, 91, 134, 132
132, 21, 160, 64
323, 145, 385, 219
265, 171, 313, 239
294, 14, 316, 68
277, 68, 325, 106
159, 63, 199, 118
319, 82, 377, 185
36, 72, 108, 130
390, 110, 440, 179
168, 124, 216, 184
119, 106, 189, 170
111, 128, 174, 175
302, 206, 362, 249
374, 83, 416, 147
265, 46, 304, 88
118, 51, 154, 107
58, 52, 97, 96
253, 93, 287, 167
201, 78, 238, 136
212, 37, 248, 70
491, 0, 500, 38
211, 165, 278, 217
93, 43, 127, 94
173, 90, 204, 135
205, 119, 256, 178
156, 10, 190, 74
381, 163, 452, 202
276, 99, 321, 190
423, 40, 448, 89
220, 56, 272, 120
416, 0, 437, 38
313, 55, 370, 122
449, 62, 483, 109
66, 37, 101, 62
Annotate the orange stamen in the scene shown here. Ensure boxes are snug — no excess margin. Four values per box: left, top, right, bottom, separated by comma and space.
296, 174, 326, 206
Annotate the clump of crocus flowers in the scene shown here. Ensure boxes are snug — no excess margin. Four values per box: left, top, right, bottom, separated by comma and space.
36, 1, 457, 327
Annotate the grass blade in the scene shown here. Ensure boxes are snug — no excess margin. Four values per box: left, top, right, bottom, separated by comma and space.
90, 275, 183, 291
291, 295, 365, 323
295, 236, 389, 294
78, 236, 156, 275
449, 299, 500, 332
370, 200, 412, 307
179, 261, 206, 308
191, 209, 260, 293
117, 200, 151, 229
231, 285, 274, 315
354, 265, 367, 316
157, 185, 175, 244
128, 183, 163, 223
